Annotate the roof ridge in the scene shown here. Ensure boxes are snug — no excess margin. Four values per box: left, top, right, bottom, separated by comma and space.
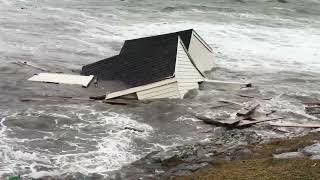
123, 29, 194, 42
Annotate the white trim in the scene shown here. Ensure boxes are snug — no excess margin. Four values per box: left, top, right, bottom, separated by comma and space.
106, 77, 177, 99
192, 31, 213, 52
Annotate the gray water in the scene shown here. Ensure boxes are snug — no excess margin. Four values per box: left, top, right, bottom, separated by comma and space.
1, 0, 320, 179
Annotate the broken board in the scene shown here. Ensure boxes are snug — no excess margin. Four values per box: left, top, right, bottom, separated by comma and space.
237, 117, 284, 127
269, 122, 320, 128
195, 114, 240, 127
236, 102, 260, 116
28, 73, 94, 87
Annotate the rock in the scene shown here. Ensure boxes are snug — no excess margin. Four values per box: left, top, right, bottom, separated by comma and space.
181, 163, 208, 172
302, 143, 320, 156
310, 155, 320, 160
273, 152, 305, 159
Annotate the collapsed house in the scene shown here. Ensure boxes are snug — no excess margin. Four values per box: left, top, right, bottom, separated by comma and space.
81, 29, 215, 100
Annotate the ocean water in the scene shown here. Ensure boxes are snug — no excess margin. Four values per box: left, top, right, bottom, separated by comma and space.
0, 0, 320, 178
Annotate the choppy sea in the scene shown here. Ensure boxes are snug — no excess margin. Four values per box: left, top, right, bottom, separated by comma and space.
0, 0, 320, 178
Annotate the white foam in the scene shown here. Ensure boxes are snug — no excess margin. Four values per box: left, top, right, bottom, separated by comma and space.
108, 22, 320, 73
0, 106, 154, 178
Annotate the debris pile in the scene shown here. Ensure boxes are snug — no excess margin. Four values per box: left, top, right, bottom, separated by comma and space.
194, 99, 284, 129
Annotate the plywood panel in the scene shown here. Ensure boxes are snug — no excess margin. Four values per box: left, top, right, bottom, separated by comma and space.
28, 73, 94, 87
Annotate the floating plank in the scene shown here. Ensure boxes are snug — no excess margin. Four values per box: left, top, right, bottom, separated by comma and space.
20, 96, 93, 102
203, 79, 252, 87
14, 61, 49, 71
236, 102, 260, 116
28, 73, 94, 87
270, 122, 320, 128
201, 79, 252, 91
237, 117, 284, 127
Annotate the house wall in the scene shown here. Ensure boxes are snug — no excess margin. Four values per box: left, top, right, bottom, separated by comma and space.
187, 31, 215, 73
175, 38, 204, 98
136, 81, 180, 100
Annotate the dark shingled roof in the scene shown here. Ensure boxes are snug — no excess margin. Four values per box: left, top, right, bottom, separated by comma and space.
120, 29, 193, 54
81, 29, 194, 90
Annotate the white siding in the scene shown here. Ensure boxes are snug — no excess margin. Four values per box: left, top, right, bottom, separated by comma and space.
188, 32, 215, 73
175, 38, 204, 98
106, 78, 177, 99
136, 82, 180, 100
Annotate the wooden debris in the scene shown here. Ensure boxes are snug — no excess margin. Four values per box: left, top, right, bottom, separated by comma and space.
236, 102, 260, 117
209, 103, 233, 109
124, 127, 144, 132
195, 114, 240, 127
14, 61, 49, 71
218, 100, 243, 106
238, 94, 255, 99
203, 79, 252, 87
237, 94, 272, 100
262, 97, 273, 100
200, 79, 252, 91
104, 99, 129, 105
20, 96, 93, 102
89, 95, 106, 100
266, 110, 277, 116
270, 122, 320, 128
237, 117, 284, 127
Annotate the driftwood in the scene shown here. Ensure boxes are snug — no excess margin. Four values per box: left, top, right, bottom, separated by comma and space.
195, 114, 240, 127
270, 122, 320, 128
236, 102, 260, 117
237, 117, 284, 127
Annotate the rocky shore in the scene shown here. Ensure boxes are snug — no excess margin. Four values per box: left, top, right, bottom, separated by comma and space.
108, 131, 320, 180
36, 131, 320, 180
